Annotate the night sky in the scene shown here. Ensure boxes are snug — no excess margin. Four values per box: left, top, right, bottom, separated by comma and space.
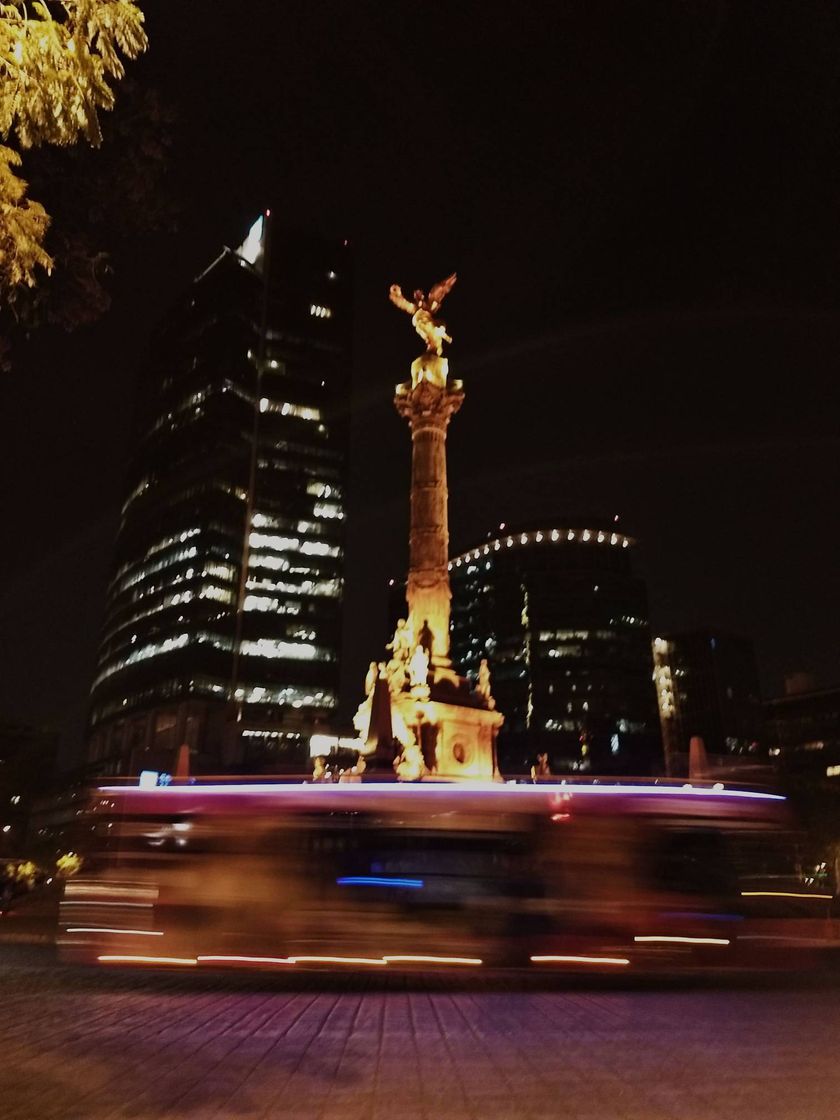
2, 1, 840, 764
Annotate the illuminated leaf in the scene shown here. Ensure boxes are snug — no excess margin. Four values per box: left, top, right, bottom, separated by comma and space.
0, 1, 147, 299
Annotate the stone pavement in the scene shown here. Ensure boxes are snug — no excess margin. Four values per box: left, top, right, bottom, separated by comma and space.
1, 948, 839, 1119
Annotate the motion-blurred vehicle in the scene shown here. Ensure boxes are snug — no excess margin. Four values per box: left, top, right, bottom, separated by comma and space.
58, 779, 838, 974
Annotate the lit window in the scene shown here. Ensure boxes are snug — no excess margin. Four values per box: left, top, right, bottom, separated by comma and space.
249, 532, 300, 553
242, 685, 336, 707
240, 638, 331, 661
121, 477, 149, 515
115, 546, 200, 594
301, 540, 340, 557
243, 595, 301, 614
246, 576, 341, 599
204, 562, 236, 583
199, 584, 233, 604
248, 554, 289, 572
307, 481, 339, 499
112, 529, 201, 582
309, 304, 333, 319
92, 632, 191, 687
260, 399, 322, 422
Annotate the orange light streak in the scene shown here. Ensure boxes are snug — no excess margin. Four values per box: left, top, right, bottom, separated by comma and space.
383, 954, 483, 966
67, 928, 163, 936
741, 891, 832, 900
288, 955, 387, 966
530, 954, 630, 966
634, 935, 730, 946
97, 955, 196, 966
197, 955, 293, 966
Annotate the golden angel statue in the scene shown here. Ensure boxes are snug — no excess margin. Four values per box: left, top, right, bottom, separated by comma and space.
389, 273, 457, 356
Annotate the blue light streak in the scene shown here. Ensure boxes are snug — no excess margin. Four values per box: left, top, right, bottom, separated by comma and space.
336, 876, 424, 889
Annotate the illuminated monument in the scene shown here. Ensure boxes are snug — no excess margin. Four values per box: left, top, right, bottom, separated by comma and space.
353, 275, 503, 779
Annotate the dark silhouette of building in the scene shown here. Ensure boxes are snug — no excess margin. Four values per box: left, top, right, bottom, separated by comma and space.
87, 217, 352, 775
764, 676, 840, 780
445, 520, 663, 775
652, 630, 763, 771
0, 722, 58, 856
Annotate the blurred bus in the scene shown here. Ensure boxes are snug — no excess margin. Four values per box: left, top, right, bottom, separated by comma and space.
58, 780, 838, 973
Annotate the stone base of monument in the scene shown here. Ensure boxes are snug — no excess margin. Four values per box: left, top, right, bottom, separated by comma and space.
390, 673, 503, 781
355, 664, 503, 782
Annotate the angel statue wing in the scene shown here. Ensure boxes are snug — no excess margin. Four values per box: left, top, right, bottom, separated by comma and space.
427, 272, 457, 312
389, 284, 417, 315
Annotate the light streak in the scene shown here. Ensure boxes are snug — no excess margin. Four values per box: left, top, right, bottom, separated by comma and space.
740, 891, 832, 900
288, 955, 387, 966
64, 885, 154, 898
530, 954, 630, 966
198, 955, 293, 965
336, 876, 424, 889
738, 935, 835, 945
98, 955, 196, 966
383, 955, 482, 965
196, 953, 483, 967
61, 901, 152, 907
98, 782, 785, 801
67, 928, 163, 936
634, 935, 730, 945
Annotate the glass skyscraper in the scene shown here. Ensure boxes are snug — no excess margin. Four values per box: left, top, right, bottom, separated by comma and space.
448, 521, 663, 775
87, 216, 352, 775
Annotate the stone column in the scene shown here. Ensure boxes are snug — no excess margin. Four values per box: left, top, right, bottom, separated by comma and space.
394, 354, 463, 668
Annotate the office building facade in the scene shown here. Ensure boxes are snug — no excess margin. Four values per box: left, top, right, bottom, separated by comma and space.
652, 630, 763, 770
87, 217, 352, 774
764, 678, 840, 780
447, 522, 663, 775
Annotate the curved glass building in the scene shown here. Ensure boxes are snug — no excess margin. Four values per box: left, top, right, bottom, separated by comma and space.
448, 521, 663, 775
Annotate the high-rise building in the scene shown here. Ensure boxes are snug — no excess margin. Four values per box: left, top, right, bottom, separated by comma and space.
0, 722, 58, 856
87, 217, 352, 775
652, 630, 762, 770
764, 676, 840, 779
446, 521, 663, 775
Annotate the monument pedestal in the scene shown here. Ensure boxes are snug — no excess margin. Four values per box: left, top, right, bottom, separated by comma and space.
391, 686, 502, 780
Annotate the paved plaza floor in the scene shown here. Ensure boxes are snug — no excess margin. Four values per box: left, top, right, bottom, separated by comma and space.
1, 948, 839, 1119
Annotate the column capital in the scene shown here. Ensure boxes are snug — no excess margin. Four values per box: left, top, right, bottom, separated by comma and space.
394, 377, 464, 428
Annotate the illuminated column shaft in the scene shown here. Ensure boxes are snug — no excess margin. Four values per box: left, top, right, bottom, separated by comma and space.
394, 357, 463, 667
